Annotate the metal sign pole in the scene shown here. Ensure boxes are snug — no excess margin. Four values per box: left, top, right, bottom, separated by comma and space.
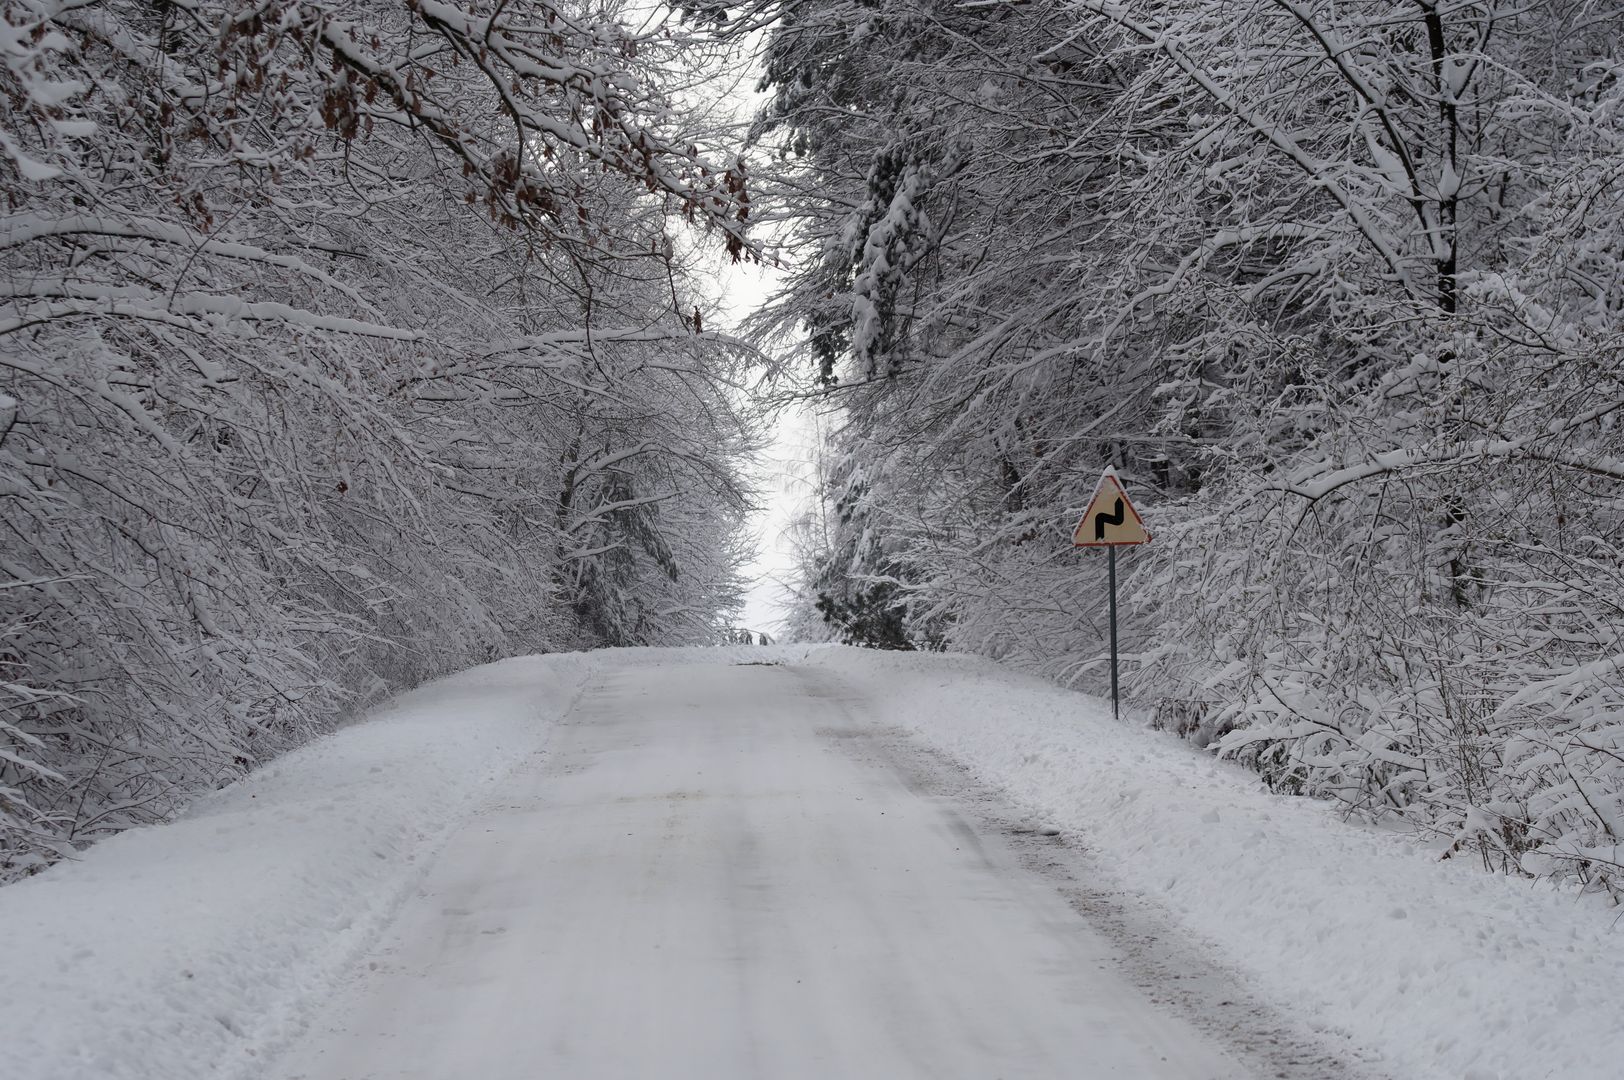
1072, 467, 1147, 722
1107, 545, 1119, 720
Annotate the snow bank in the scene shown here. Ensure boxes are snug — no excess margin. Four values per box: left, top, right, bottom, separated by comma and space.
2, 653, 593, 1080
801, 647, 1624, 1080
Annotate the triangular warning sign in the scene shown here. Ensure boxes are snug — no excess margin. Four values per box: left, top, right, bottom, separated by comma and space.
1072, 469, 1150, 546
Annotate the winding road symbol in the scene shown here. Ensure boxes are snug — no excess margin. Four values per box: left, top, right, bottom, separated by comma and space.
1072, 470, 1149, 547
1094, 497, 1126, 542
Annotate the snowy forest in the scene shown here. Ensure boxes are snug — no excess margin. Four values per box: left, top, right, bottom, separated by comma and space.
750, 0, 1623, 895
0, 0, 759, 878
3, 0, 1621, 901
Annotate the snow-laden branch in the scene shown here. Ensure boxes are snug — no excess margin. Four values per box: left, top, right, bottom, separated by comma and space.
564, 490, 678, 532
0, 290, 424, 341
0, 214, 374, 308
1274, 398, 1624, 500
1065, 0, 1420, 298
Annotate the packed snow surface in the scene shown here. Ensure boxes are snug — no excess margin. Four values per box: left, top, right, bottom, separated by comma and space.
267, 654, 1249, 1080
3, 646, 1620, 1080
2, 655, 591, 1080
798, 649, 1624, 1080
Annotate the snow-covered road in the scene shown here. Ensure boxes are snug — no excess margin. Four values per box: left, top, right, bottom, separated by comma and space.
10, 647, 1619, 1080
268, 660, 1254, 1080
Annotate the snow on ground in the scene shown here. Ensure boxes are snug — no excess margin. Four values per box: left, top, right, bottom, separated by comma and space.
3, 645, 1620, 1080
265, 655, 1255, 1080
798, 647, 1624, 1080
2, 654, 592, 1080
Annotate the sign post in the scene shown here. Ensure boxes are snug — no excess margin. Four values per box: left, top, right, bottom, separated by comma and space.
1107, 544, 1119, 715
1071, 468, 1151, 719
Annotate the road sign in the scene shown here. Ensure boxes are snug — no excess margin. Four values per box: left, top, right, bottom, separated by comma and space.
1072, 468, 1151, 720
1072, 468, 1150, 547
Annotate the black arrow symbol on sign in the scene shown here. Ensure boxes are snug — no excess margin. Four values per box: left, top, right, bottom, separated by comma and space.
1094, 496, 1125, 541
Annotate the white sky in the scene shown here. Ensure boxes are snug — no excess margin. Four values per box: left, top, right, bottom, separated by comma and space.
700, 36, 818, 642
716, 258, 811, 639
738, 407, 819, 639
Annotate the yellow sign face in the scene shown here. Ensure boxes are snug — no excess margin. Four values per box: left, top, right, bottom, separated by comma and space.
1072, 469, 1151, 546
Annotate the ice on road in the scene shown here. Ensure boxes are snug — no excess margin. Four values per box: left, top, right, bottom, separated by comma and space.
269, 660, 1249, 1080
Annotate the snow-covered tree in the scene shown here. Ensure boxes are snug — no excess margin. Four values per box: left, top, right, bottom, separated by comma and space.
0, 0, 759, 879
753, 0, 1624, 893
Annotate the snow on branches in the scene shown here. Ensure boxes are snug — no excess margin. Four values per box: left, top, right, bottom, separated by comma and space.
0, 0, 758, 879
756, 0, 1624, 894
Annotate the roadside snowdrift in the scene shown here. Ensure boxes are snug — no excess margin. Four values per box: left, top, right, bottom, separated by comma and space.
2, 654, 592, 1080
800, 648, 1623, 1080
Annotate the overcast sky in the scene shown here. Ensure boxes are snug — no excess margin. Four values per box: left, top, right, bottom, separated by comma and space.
716, 258, 810, 639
